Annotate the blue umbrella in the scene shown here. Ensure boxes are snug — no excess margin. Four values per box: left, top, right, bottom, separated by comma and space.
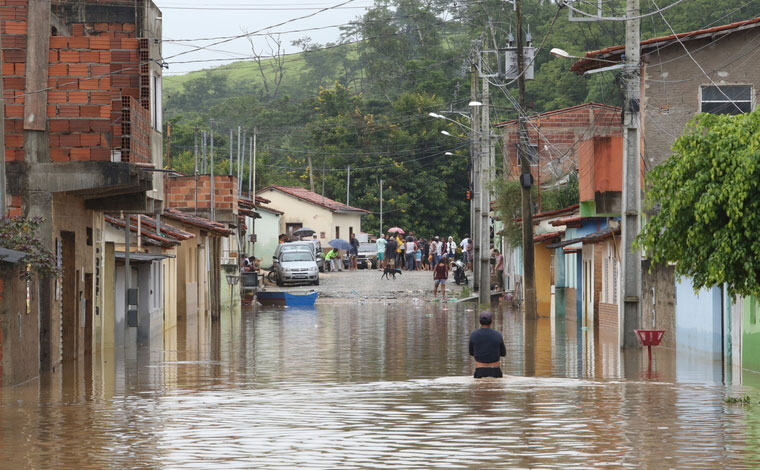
328, 239, 352, 250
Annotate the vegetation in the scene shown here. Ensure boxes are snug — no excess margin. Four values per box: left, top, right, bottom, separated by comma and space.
637, 110, 760, 298
0, 217, 61, 280
163, 0, 760, 238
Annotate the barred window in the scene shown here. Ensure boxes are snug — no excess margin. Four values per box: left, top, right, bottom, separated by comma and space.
700, 85, 752, 115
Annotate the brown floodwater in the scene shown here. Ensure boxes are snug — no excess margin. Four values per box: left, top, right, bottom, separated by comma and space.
2, 301, 760, 469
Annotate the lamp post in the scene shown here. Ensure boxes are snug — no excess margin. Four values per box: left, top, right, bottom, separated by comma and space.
430, 99, 487, 301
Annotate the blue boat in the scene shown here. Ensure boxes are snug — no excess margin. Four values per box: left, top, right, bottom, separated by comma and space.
256, 291, 318, 307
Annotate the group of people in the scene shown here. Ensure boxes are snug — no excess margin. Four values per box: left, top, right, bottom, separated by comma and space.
375, 233, 475, 272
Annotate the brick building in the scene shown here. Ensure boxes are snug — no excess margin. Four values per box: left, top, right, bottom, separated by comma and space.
495, 102, 622, 198
0, 0, 164, 380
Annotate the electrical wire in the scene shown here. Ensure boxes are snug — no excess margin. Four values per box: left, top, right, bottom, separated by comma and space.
562, 0, 688, 21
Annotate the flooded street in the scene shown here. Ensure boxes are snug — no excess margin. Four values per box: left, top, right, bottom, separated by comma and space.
3, 298, 760, 469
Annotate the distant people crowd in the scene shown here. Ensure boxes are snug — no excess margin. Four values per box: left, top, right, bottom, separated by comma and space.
376, 232, 475, 273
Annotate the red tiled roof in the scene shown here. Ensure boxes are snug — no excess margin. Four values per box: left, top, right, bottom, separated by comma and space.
238, 196, 284, 215
495, 103, 621, 127
162, 208, 234, 236
550, 215, 583, 227
572, 16, 760, 73
514, 204, 579, 223
258, 185, 369, 213
105, 215, 184, 248
534, 230, 565, 243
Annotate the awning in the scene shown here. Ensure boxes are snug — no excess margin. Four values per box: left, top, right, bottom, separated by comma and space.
115, 252, 175, 263
0, 247, 28, 264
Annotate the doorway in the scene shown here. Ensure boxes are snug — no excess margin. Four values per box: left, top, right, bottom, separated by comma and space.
61, 231, 78, 361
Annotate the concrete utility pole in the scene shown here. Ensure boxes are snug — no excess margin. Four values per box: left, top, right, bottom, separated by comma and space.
210, 120, 215, 221
622, 0, 642, 348
478, 77, 491, 305
229, 129, 233, 176
516, 0, 537, 318
471, 65, 481, 293
0, 25, 5, 216
346, 165, 351, 206
379, 179, 383, 234
194, 127, 199, 215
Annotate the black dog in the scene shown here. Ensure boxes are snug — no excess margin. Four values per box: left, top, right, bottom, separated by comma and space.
381, 266, 403, 280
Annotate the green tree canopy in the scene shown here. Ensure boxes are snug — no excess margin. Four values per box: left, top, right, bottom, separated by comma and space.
637, 110, 760, 297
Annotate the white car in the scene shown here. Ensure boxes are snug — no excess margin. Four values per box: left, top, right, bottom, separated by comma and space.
275, 250, 319, 286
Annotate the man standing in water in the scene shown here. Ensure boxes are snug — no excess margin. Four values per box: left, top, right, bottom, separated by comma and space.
468, 311, 506, 378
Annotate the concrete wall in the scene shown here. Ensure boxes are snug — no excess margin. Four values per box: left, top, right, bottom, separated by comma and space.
250, 209, 280, 269
0, 265, 40, 386
642, 29, 760, 166
534, 242, 553, 316
675, 280, 722, 360
742, 296, 760, 372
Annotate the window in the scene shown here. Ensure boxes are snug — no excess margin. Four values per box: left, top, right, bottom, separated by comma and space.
285, 223, 302, 238
700, 85, 752, 115
335, 226, 340, 239
349, 226, 354, 238
151, 72, 163, 130
516, 143, 538, 166
320, 232, 326, 239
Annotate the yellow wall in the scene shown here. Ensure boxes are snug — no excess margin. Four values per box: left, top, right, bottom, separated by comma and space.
534, 242, 554, 316
162, 251, 178, 332
258, 189, 364, 246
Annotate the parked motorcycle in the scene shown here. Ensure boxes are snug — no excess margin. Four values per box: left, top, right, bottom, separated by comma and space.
453, 259, 468, 285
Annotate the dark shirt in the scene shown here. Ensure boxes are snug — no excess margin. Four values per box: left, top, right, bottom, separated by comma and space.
385, 239, 397, 257
469, 328, 506, 363
433, 263, 448, 280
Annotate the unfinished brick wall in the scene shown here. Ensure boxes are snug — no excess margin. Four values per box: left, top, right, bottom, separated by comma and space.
498, 104, 622, 184
167, 176, 239, 212
1, 0, 29, 164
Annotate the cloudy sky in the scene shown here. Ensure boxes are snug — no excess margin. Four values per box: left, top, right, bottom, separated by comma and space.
154, 0, 376, 76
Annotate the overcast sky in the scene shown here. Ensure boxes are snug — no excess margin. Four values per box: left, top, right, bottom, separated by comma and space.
154, 1, 376, 76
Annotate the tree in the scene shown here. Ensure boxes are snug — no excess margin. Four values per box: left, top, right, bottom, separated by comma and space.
0, 217, 61, 280
636, 110, 760, 297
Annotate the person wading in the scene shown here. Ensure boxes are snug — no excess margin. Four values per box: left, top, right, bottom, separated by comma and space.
468, 311, 506, 378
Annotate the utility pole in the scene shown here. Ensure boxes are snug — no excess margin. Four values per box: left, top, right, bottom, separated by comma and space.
622, 0, 642, 348
210, 120, 215, 221
516, 0, 537, 318
229, 129, 233, 176
346, 165, 351, 206
194, 127, 199, 215
201, 131, 207, 174
251, 131, 257, 258
237, 126, 242, 192
471, 64, 481, 293
479, 76, 491, 305
379, 179, 383, 234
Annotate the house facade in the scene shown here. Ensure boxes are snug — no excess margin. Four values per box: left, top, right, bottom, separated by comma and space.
256, 185, 369, 248
0, 0, 164, 378
573, 16, 760, 362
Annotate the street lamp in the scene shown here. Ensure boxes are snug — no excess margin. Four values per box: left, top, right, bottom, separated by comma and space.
550, 48, 624, 74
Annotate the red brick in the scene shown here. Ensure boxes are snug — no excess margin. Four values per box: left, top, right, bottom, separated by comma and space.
98, 78, 110, 89
5, 134, 22, 147
68, 91, 88, 103
80, 51, 100, 63
71, 24, 84, 36
5, 49, 26, 63
56, 78, 78, 90
94, 22, 109, 31
60, 134, 81, 147
49, 50, 58, 63
68, 36, 89, 49
50, 148, 70, 162
48, 134, 59, 147
79, 78, 98, 90
48, 90, 66, 103
69, 120, 91, 132
89, 37, 110, 50
91, 64, 109, 76
5, 104, 22, 117
49, 36, 68, 48
1, 62, 12, 75
90, 120, 111, 132
67, 64, 88, 77
59, 50, 79, 63
90, 147, 110, 161
70, 148, 91, 161
80, 105, 100, 117
80, 134, 101, 146
123, 23, 136, 32
48, 64, 67, 76
4, 21, 26, 35
90, 91, 112, 104
57, 105, 79, 117
99, 51, 110, 63
120, 38, 139, 50
8, 208, 22, 217
6, 148, 24, 162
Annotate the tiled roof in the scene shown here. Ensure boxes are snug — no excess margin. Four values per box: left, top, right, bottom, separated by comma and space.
572, 16, 760, 73
105, 215, 184, 248
534, 230, 565, 243
259, 185, 369, 213
495, 103, 621, 127
515, 204, 579, 223
162, 209, 234, 236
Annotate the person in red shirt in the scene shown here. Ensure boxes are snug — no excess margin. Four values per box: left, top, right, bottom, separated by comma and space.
433, 257, 449, 298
